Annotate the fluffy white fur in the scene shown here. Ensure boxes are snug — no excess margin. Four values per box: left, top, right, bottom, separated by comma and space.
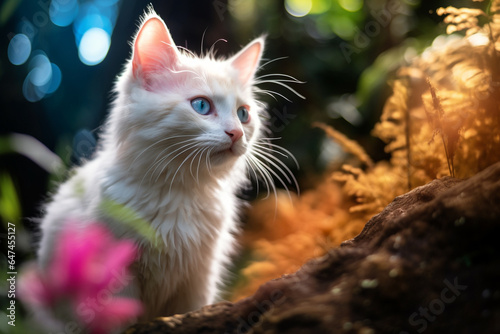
37, 8, 299, 329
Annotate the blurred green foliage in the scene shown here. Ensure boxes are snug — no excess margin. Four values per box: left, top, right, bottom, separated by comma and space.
0, 173, 21, 225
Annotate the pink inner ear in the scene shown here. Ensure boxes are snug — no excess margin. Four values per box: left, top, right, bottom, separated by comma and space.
132, 17, 178, 79
231, 40, 263, 85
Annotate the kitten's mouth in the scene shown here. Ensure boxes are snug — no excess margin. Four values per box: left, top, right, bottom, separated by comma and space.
215, 147, 234, 156
228, 143, 246, 156
213, 145, 243, 158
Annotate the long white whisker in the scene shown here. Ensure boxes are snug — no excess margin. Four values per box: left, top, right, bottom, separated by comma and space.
200, 28, 208, 57
244, 155, 260, 195
251, 150, 295, 189
248, 155, 274, 201
251, 150, 292, 184
131, 134, 198, 168
206, 147, 214, 177
255, 153, 293, 202
248, 155, 279, 219
255, 73, 305, 84
149, 139, 198, 176
255, 79, 304, 85
254, 141, 300, 170
208, 38, 227, 58
255, 80, 305, 100
139, 139, 198, 186
189, 147, 203, 182
254, 88, 290, 102
155, 142, 201, 183
260, 137, 283, 141
176, 45, 196, 57
255, 100, 267, 109
253, 143, 288, 158
257, 56, 289, 71
196, 147, 209, 183
168, 146, 201, 194
252, 149, 299, 196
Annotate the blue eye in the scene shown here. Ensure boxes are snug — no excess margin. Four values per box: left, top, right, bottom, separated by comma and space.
191, 97, 211, 115
237, 106, 250, 123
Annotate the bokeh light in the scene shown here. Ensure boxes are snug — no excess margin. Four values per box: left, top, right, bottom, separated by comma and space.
331, 16, 356, 40
22, 51, 62, 102
29, 53, 52, 87
73, 0, 120, 66
309, 0, 331, 15
73, 3, 113, 44
468, 33, 489, 46
49, 0, 79, 27
95, 0, 120, 6
229, 0, 256, 21
45, 63, 62, 94
285, 0, 313, 18
338, 0, 363, 12
78, 27, 111, 65
8, 0, 122, 102
23, 73, 45, 102
8, 34, 32, 65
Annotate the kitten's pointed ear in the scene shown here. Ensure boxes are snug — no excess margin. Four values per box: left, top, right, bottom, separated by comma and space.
132, 13, 179, 81
231, 37, 264, 85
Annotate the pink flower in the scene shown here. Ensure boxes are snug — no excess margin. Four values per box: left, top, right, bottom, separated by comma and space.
19, 222, 142, 334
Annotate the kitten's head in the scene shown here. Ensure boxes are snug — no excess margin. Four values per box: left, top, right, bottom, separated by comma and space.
111, 10, 265, 183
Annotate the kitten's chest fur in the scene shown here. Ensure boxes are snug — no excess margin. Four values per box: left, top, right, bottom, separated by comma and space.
100, 165, 238, 318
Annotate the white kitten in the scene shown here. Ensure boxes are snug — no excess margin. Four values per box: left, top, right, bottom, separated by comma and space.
37, 8, 297, 325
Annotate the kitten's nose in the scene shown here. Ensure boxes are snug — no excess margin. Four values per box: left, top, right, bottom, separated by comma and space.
225, 129, 243, 143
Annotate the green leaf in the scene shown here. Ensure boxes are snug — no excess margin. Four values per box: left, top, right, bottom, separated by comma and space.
99, 197, 160, 248
0, 173, 21, 226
